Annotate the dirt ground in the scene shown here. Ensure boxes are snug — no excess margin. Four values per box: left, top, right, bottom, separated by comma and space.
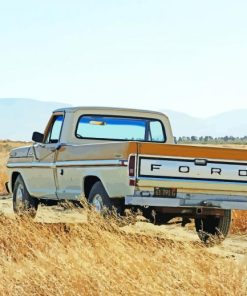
1, 196, 246, 262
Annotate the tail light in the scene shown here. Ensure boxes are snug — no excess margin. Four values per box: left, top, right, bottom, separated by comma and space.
128, 155, 136, 177
128, 155, 136, 186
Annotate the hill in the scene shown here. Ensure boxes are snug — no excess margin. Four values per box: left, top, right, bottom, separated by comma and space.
1, 99, 247, 139
0, 99, 70, 140
163, 109, 247, 137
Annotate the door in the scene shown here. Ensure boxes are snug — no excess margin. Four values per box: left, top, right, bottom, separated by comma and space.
28, 114, 64, 199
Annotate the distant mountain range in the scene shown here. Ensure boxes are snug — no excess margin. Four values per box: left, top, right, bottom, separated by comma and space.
162, 109, 247, 138
0, 99, 71, 140
0, 99, 247, 140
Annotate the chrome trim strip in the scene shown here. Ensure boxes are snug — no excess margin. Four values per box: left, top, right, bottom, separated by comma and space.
56, 160, 123, 167
7, 162, 56, 169
7, 159, 127, 169
137, 176, 247, 186
9, 156, 33, 159
138, 154, 247, 164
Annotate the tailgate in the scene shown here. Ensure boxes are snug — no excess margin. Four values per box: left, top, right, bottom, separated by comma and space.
137, 143, 247, 195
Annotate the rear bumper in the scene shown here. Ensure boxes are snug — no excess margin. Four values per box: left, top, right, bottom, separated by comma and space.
125, 193, 247, 210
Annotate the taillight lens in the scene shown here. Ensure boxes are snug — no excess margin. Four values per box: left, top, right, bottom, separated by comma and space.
128, 155, 136, 177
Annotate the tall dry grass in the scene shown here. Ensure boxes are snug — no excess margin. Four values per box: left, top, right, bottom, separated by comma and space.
0, 141, 28, 194
231, 210, 247, 234
0, 207, 246, 296
0, 141, 247, 295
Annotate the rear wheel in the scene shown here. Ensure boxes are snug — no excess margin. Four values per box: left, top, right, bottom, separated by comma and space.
195, 210, 232, 244
88, 181, 124, 215
13, 175, 39, 218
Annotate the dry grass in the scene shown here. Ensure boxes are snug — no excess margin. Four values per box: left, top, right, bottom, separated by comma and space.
0, 141, 27, 194
0, 207, 247, 296
0, 141, 247, 295
231, 211, 247, 234
0, 172, 7, 194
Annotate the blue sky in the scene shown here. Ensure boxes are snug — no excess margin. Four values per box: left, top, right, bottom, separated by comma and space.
0, 0, 247, 117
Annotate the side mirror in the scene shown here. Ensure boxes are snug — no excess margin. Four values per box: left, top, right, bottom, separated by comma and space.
32, 132, 44, 143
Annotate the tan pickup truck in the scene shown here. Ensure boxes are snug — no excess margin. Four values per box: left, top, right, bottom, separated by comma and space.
6, 107, 247, 243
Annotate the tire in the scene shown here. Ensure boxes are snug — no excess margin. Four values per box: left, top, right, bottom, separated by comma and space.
13, 175, 39, 218
195, 210, 232, 244
88, 181, 123, 215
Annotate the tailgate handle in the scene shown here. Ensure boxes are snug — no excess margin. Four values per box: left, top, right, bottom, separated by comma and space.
194, 159, 207, 166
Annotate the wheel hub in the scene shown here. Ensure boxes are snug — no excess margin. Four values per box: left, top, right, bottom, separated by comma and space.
16, 184, 25, 210
92, 194, 103, 212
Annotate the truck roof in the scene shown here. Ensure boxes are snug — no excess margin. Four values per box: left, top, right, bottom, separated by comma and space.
53, 106, 168, 118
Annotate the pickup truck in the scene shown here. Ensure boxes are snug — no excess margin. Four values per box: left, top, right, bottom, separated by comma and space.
6, 107, 247, 243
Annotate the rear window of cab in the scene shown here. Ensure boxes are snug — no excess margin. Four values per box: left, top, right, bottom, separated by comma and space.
75, 115, 166, 142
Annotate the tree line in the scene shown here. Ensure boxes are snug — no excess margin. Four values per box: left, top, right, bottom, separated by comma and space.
176, 136, 247, 144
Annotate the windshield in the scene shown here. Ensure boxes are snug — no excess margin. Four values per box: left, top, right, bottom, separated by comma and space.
76, 115, 166, 142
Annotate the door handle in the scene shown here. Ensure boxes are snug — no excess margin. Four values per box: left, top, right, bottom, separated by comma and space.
37, 144, 45, 148
50, 143, 64, 152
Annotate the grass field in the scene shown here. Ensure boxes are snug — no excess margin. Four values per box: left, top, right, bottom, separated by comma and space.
0, 206, 247, 296
0, 141, 247, 295
0, 141, 28, 194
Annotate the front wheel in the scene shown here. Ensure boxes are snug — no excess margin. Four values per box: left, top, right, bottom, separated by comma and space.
13, 175, 39, 218
195, 210, 232, 244
88, 181, 123, 215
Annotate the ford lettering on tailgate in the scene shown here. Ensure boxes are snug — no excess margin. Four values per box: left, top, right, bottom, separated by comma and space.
139, 157, 247, 184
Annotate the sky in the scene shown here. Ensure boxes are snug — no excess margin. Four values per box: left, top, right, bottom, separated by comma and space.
0, 0, 247, 118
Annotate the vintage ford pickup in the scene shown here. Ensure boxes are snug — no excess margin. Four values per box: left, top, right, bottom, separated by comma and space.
6, 107, 247, 243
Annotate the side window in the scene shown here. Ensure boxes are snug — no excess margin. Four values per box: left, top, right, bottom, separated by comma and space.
149, 121, 165, 142
45, 115, 64, 144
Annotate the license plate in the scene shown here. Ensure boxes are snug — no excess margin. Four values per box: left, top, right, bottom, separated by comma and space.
154, 187, 177, 198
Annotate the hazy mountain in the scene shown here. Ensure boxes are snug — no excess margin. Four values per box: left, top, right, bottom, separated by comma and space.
198, 110, 247, 137
0, 99, 247, 140
163, 109, 247, 137
161, 110, 205, 137
0, 99, 71, 140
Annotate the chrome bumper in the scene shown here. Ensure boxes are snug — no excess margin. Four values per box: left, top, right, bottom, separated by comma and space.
125, 193, 247, 210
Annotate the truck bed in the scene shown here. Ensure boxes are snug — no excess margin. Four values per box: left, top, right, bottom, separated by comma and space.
136, 143, 247, 195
